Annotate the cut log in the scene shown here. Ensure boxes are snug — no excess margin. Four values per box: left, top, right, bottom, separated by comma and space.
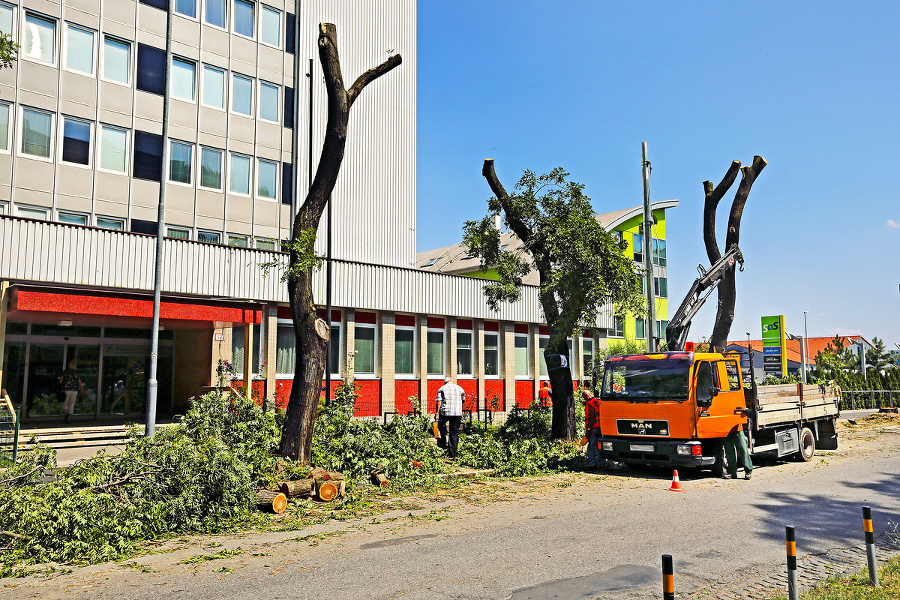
371, 471, 390, 488
310, 467, 344, 481
257, 490, 287, 514
279, 479, 315, 498
316, 480, 340, 502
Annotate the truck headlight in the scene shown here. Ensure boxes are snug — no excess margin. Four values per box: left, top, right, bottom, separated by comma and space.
602, 442, 613, 451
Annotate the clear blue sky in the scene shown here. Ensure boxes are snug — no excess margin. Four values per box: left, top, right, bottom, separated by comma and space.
415, 1, 900, 350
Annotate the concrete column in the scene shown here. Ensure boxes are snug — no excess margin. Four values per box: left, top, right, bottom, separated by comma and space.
448, 317, 457, 380
265, 306, 278, 402
417, 315, 428, 413
475, 319, 485, 410
572, 334, 584, 383
502, 321, 516, 408
345, 308, 356, 382
379, 312, 395, 414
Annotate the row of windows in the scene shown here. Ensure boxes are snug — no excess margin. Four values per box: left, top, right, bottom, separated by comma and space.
4, 5, 294, 128
632, 233, 667, 266
0, 203, 281, 250
611, 317, 669, 341
2, 104, 293, 202
235, 321, 597, 380
145, 0, 290, 49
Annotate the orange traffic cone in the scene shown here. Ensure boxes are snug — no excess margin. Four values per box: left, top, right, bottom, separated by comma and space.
667, 470, 685, 492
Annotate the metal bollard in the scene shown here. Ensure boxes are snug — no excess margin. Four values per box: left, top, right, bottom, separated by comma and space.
786, 526, 798, 600
661, 554, 674, 600
863, 506, 879, 586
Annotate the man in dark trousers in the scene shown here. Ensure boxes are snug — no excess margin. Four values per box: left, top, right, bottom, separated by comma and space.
436, 376, 465, 458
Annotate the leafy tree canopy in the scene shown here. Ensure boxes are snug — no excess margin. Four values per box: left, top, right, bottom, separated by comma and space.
462, 167, 644, 348
0, 34, 18, 70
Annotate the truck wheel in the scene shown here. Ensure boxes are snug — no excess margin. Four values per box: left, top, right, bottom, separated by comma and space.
797, 427, 815, 462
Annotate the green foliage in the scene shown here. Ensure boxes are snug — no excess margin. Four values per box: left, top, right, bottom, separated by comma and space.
462, 167, 643, 348
0, 392, 281, 570
0, 34, 18, 71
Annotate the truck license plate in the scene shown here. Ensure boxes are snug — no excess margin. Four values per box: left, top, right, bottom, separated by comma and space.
629, 444, 654, 452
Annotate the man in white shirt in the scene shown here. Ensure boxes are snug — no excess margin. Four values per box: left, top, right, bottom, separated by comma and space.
436, 376, 465, 458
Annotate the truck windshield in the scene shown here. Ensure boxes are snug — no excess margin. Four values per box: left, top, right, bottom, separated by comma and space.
601, 359, 691, 401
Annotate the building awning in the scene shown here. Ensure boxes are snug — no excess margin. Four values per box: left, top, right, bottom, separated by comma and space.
10, 287, 262, 324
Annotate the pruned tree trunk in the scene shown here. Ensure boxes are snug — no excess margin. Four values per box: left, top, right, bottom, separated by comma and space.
702, 156, 766, 352
482, 159, 577, 440
280, 24, 402, 462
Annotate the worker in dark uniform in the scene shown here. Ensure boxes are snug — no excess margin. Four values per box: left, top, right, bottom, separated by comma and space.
724, 409, 753, 479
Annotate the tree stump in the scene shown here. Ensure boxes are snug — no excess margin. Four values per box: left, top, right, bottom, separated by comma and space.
370, 470, 390, 488
257, 490, 287, 514
315, 479, 344, 502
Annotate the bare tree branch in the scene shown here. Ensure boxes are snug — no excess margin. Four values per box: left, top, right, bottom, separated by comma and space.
348, 55, 403, 107
702, 160, 741, 265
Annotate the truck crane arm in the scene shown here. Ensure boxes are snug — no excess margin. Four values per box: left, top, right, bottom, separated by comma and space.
665, 245, 744, 351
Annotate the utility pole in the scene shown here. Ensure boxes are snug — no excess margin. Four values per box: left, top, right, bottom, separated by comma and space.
147, 1, 175, 437
641, 142, 657, 351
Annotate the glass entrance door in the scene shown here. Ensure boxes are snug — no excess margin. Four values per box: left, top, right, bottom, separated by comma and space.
25, 344, 64, 418
64, 345, 100, 416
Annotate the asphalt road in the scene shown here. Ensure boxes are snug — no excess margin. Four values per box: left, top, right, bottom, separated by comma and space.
7, 425, 900, 600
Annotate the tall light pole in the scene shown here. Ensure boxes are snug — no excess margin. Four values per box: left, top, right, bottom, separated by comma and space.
803, 311, 810, 380
641, 142, 656, 351
787, 333, 806, 384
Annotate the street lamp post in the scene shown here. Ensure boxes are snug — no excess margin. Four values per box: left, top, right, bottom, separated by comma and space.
787, 333, 806, 384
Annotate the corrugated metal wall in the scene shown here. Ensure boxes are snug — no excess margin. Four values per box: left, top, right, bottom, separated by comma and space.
0, 218, 615, 328
297, 0, 417, 269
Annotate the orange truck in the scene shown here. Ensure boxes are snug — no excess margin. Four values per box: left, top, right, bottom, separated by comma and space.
595, 350, 840, 471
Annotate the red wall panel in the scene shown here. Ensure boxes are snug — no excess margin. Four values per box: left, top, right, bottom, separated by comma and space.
394, 380, 420, 414
354, 380, 381, 417
485, 380, 504, 411
459, 379, 477, 412
273, 379, 292, 409
426, 379, 443, 413
515, 380, 535, 409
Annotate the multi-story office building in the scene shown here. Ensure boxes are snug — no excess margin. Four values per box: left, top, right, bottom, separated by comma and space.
0, 0, 675, 424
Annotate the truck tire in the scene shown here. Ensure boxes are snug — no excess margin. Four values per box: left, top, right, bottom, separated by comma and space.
797, 427, 815, 462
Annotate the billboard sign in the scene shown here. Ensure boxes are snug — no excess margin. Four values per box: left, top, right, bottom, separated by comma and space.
761, 315, 787, 377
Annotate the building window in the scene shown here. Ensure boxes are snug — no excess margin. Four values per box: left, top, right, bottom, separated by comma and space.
99, 125, 127, 173
230, 153, 251, 195
538, 335, 549, 377
200, 147, 223, 189
24, 13, 55, 64
656, 320, 669, 342
172, 57, 196, 101
257, 159, 277, 199
635, 317, 645, 339
205, 0, 226, 28
583, 337, 595, 376
233, 0, 254, 38
328, 323, 341, 377
198, 230, 220, 243
136, 43, 166, 96
17, 205, 47, 220
0, 4, 14, 39
633, 233, 643, 263
21, 108, 52, 159
653, 238, 667, 267
275, 322, 294, 375
259, 81, 279, 122
261, 5, 280, 47
58, 212, 87, 225
228, 234, 248, 247
484, 332, 500, 377
457, 331, 472, 376
610, 230, 622, 243
654, 277, 668, 299
231, 73, 253, 116
166, 226, 190, 239
133, 130, 163, 181
0, 102, 10, 152
96, 217, 124, 230
0, 203, 8, 214
255, 238, 275, 251
168, 140, 193, 184
60, 117, 92, 166
202, 65, 225, 109
102, 37, 130, 84
231, 323, 261, 375
395, 327, 415, 376
427, 330, 444, 376
514, 333, 530, 378
175, 0, 197, 19
610, 317, 625, 338
131, 219, 158, 235
354, 325, 376, 375
64, 24, 94, 75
